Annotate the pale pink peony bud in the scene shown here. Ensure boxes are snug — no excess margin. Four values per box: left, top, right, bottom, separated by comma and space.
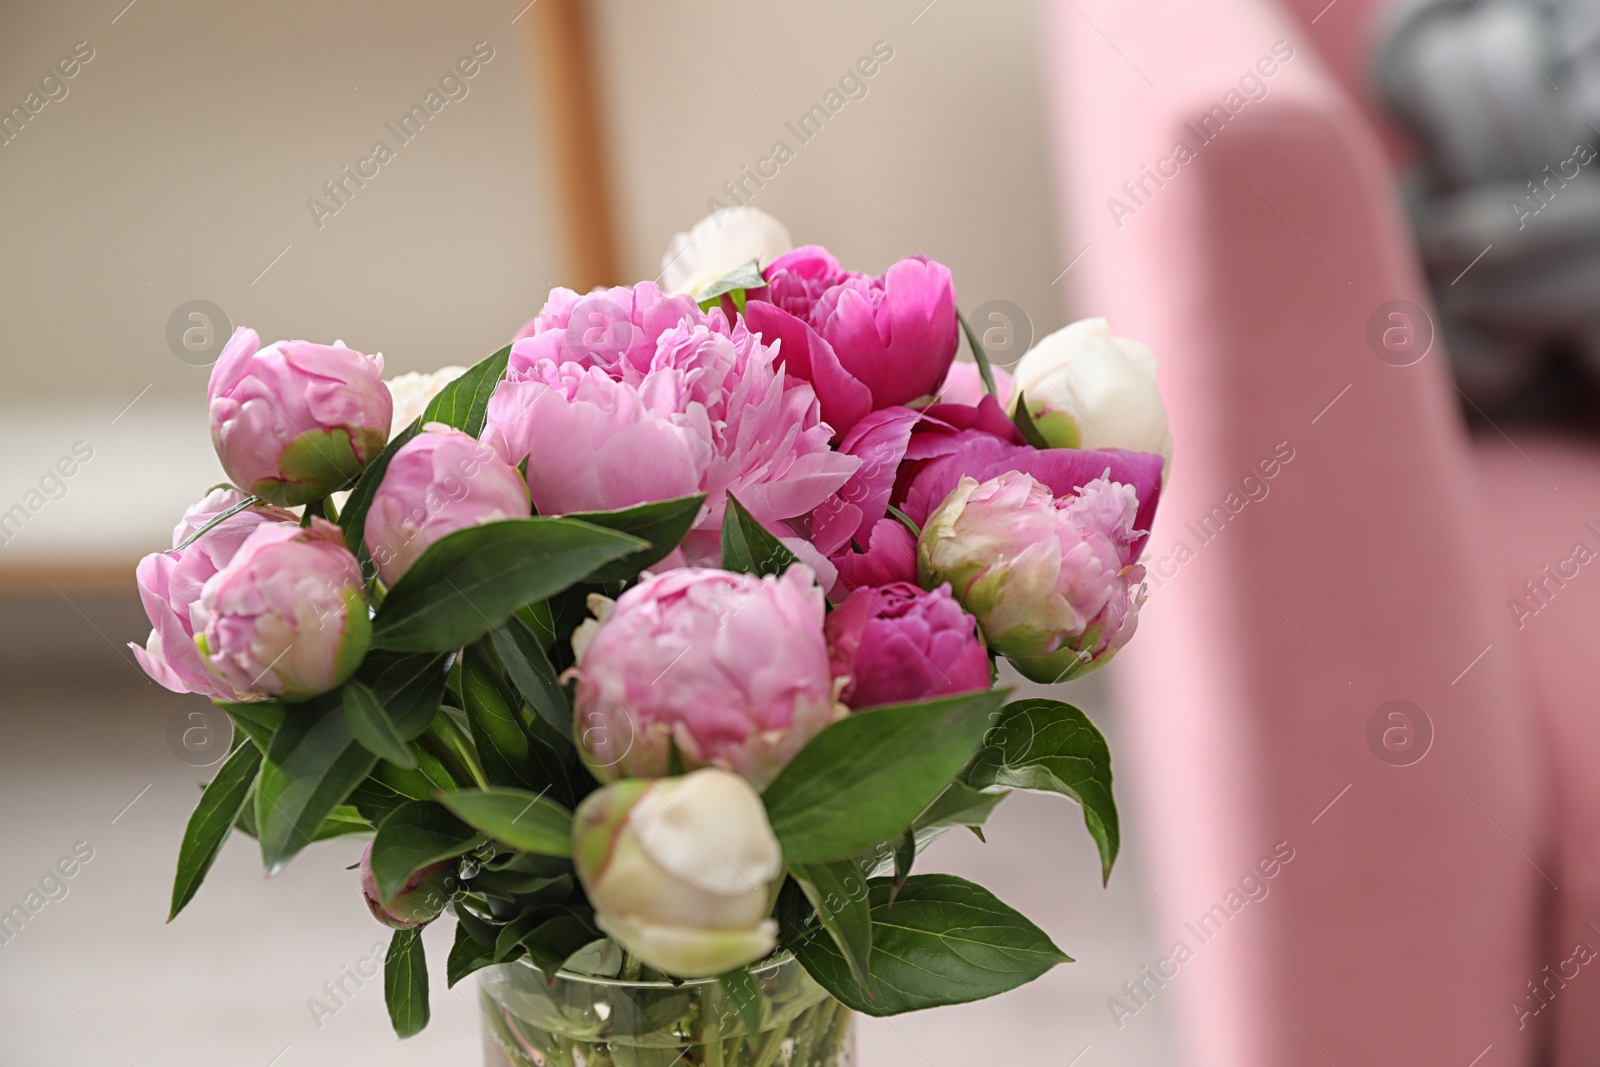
364, 424, 529, 586
130, 488, 299, 701
358, 842, 453, 929
208, 328, 393, 506
193, 518, 371, 699
569, 566, 840, 788
572, 769, 781, 978
918, 471, 1146, 683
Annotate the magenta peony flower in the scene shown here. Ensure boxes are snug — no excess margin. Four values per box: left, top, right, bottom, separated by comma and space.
208, 328, 393, 507
358, 842, 453, 930
919, 471, 1146, 683
569, 566, 840, 788
193, 518, 371, 699
825, 582, 990, 709
743, 246, 959, 437
364, 424, 530, 587
486, 284, 857, 567
130, 488, 299, 701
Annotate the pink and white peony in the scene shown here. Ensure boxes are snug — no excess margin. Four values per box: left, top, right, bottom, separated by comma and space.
918, 471, 1147, 683
572, 769, 782, 978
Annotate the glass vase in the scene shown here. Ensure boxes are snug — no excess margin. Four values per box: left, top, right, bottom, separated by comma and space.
479, 949, 854, 1067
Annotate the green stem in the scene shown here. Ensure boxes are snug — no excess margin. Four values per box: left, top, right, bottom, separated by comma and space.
957, 309, 1000, 397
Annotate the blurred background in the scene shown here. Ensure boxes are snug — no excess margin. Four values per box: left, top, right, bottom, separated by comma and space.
3, 0, 1598, 1064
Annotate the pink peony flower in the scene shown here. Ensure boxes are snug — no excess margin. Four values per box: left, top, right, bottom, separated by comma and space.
918, 471, 1147, 683
130, 488, 299, 701
486, 285, 858, 567
569, 566, 840, 788
208, 328, 393, 507
743, 246, 959, 437
193, 518, 371, 699
825, 582, 991, 709
365, 425, 530, 587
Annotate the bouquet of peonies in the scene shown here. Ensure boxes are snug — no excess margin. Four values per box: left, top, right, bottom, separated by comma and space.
138, 207, 1169, 1064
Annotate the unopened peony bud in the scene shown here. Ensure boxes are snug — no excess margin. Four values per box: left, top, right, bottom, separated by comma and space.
358, 842, 453, 929
130, 488, 299, 701
193, 518, 371, 699
1010, 318, 1171, 467
825, 582, 991, 709
918, 471, 1146, 683
572, 769, 781, 978
570, 567, 840, 788
208, 328, 393, 506
364, 424, 529, 586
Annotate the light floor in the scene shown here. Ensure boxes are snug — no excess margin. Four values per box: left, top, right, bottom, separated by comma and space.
0, 594, 1180, 1066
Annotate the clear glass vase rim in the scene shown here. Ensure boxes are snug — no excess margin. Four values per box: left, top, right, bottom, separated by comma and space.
508, 949, 798, 990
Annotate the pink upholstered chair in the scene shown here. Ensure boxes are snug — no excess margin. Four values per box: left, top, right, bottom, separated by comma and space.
1044, 0, 1600, 1061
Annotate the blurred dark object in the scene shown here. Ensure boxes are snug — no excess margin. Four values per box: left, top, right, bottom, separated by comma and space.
1374, 0, 1600, 428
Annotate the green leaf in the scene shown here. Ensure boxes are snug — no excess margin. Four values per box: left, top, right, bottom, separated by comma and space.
790, 858, 873, 992
494, 903, 601, 975
438, 788, 574, 857
792, 874, 1070, 1016
564, 494, 706, 583
891, 832, 915, 901
762, 689, 1008, 864
371, 518, 646, 653
447, 920, 498, 988
358, 651, 451, 740
255, 696, 378, 874
696, 259, 767, 307
344, 681, 418, 769
489, 623, 571, 740
340, 421, 420, 558
460, 643, 582, 808
384, 927, 430, 1039
420, 345, 511, 436
963, 698, 1119, 882
717, 967, 764, 1036
370, 801, 485, 903
913, 781, 1008, 847
720, 494, 800, 578
219, 701, 284, 752
169, 741, 262, 921
956, 309, 1000, 398
1011, 389, 1051, 449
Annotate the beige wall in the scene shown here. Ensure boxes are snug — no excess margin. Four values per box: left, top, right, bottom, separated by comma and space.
0, 0, 1067, 561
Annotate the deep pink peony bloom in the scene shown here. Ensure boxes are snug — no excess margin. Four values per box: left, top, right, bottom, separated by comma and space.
825, 582, 990, 709
365, 425, 530, 587
570, 566, 839, 788
130, 488, 299, 701
486, 285, 858, 566
358, 842, 453, 929
744, 246, 959, 437
919, 471, 1146, 683
208, 328, 393, 507
801, 393, 1161, 596
193, 518, 370, 699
